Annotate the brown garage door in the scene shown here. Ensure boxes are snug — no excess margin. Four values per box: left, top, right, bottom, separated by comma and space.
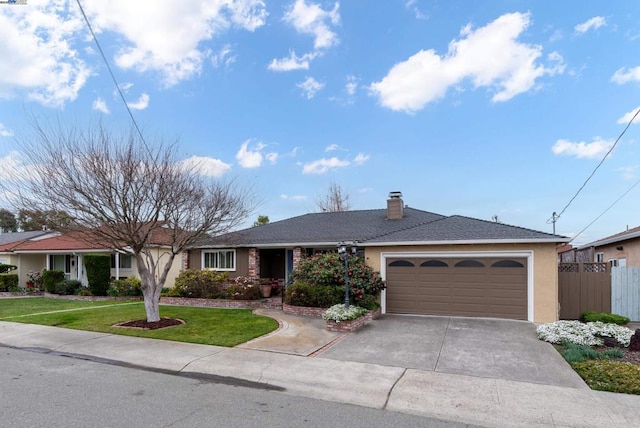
386, 257, 528, 320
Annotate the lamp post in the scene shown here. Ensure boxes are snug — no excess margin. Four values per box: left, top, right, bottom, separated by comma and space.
337, 241, 358, 308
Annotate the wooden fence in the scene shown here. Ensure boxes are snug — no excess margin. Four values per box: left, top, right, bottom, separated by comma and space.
611, 267, 640, 321
558, 263, 610, 320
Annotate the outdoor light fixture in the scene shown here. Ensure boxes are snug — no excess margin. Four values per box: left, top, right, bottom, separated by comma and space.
337, 240, 359, 308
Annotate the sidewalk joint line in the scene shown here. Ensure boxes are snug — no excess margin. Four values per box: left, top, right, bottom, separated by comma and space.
433, 316, 450, 372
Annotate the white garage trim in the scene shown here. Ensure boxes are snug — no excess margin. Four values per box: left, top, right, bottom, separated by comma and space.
380, 251, 534, 322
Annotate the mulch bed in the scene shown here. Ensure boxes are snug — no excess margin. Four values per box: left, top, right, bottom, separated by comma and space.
617, 350, 640, 365
114, 318, 185, 330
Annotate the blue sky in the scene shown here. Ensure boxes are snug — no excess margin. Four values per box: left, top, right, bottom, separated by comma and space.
1, 0, 640, 245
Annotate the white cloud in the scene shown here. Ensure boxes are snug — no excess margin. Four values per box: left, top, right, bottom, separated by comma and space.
618, 165, 638, 181
126, 93, 149, 110
0, 151, 26, 179
280, 193, 307, 201
236, 140, 267, 168
297, 76, 324, 99
83, 0, 267, 87
302, 157, 349, 174
0, 1, 90, 107
359, 186, 373, 193
179, 155, 231, 177
211, 44, 237, 68
265, 152, 279, 164
284, 0, 340, 50
268, 51, 315, 71
0, 123, 14, 137
617, 106, 640, 125
353, 153, 370, 165
575, 16, 606, 34
551, 137, 614, 159
370, 12, 564, 113
611, 66, 640, 84
405, 0, 427, 20
345, 75, 358, 95
92, 97, 110, 114
325, 144, 340, 152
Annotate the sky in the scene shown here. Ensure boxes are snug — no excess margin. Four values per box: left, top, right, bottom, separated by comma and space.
1, 0, 640, 246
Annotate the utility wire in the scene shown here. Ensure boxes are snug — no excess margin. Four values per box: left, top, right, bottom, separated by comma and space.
549, 107, 640, 224
570, 175, 640, 244
75, 0, 148, 148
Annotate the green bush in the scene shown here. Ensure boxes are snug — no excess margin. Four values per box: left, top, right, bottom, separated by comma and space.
0, 274, 19, 291
0, 264, 17, 274
54, 279, 82, 295
43, 270, 65, 293
84, 254, 111, 296
560, 341, 625, 364
169, 269, 229, 298
580, 311, 630, 325
284, 282, 344, 308
572, 360, 640, 394
107, 277, 143, 297
226, 284, 261, 300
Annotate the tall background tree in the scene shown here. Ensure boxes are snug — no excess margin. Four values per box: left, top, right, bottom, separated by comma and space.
0, 209, 18, 233
316, 182, 351, 212
7, 122, 252, 322
252, 215, 269, 227
17, 209, 70, 231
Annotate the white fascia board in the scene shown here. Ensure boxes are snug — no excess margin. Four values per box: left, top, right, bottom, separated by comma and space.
581, 230, 640, 249
365, 238, 565, 246
13, 248, 109, 254
197, 242, 340, 249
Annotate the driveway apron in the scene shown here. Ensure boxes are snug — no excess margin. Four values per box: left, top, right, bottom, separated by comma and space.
318, 314, 587, 389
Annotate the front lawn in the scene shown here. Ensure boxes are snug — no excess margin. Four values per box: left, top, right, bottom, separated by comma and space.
0, 298, 278, 347
537, 319, 640, 395
0, 297, 125, 319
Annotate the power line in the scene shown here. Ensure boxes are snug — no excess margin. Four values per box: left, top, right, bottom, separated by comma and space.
549, 107, 640, 228
570, 175, 640, 244
75, 0, 148, 147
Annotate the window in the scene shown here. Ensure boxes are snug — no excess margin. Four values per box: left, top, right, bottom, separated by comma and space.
596, 252, 604, 263
491, 260, 524, 268
203, 250, 236, 271
420, 260, 448, 267
388, 260, 414, 267
111, 254, 132, 269
454, 260, 485, 268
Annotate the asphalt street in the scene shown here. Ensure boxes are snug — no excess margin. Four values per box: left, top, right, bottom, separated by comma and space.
1, 347, 481, 428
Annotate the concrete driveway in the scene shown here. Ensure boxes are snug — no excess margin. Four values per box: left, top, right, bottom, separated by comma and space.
317, 314, 587, 389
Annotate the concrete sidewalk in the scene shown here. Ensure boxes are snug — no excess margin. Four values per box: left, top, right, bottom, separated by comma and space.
1, 320, 639, 427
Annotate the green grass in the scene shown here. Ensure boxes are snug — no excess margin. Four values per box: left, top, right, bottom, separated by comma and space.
0, 298, 279, 347
0, 297, 126, 319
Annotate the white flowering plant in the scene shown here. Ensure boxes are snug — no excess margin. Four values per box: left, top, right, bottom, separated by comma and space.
536, 320, 633, 347
322, 304, 367, 323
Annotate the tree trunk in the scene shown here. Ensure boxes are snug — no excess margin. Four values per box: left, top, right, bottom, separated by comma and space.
143, 290, 160, 323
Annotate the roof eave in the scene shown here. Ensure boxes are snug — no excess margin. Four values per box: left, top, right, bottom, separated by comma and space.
580, 230, 640, 249
194, 238, 566, 248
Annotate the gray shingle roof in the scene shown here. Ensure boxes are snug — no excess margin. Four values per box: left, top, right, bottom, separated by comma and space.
0, 231, 50, 247
196, 207, 564, 248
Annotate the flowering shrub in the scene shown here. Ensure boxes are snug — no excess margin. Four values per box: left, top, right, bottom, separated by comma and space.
322, 304, 367, 323
291, 252, 385, 306
537, 320, 634, 347
27, 269, 44, 288
169, 269, 229, 298
108, 277, 142, 297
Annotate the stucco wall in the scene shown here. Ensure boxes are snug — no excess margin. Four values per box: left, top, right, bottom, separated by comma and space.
17, 254, 47, 287
596, 241, 640, 267
187, 248, 249, 279
364, 242, 559, 323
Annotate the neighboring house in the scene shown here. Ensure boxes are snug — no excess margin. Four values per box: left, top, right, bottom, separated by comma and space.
569, 225, 640, 268
192, 192, 566, 323
4, 230, 184, 288
0, 230, 53, 269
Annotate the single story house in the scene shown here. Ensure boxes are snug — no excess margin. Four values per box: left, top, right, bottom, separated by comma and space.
2, 230, 184, 288
560, 225, 640, 268
191, 192, 566, 323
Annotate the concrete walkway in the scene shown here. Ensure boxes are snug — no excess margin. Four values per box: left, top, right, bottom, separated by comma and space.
1, 316, 640, 427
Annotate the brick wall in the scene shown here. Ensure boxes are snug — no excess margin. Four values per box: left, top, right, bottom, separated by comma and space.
248, 248, 260, 279
161, 296, 282, 310
282, 303, 326, 317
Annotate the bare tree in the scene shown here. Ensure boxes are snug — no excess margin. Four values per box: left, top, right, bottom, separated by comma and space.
8, 122, 252, 322
316, 182, 351, 212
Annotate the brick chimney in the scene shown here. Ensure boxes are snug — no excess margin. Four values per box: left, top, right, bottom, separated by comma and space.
387, 191, 404, 220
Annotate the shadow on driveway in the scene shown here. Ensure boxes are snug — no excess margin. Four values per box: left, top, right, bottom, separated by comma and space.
317, 314, 587, 389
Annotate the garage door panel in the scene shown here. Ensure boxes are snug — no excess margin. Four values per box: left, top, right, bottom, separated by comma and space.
386, 257, 527, 320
